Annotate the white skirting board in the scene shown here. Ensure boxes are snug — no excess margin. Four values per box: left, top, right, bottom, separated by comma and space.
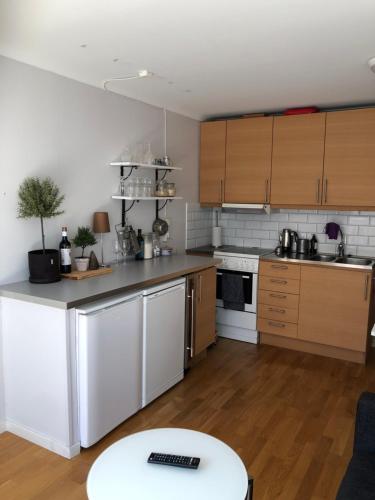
217, 323, 259, 344
216, 306, 259, 344
3, 419, 81, 459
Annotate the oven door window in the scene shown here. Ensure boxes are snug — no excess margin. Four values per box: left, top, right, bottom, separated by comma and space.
216, 269, 253, 305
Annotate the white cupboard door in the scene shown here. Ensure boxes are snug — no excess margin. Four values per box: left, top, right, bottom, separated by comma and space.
78, 295, 142, 447
143, 284, 186, 407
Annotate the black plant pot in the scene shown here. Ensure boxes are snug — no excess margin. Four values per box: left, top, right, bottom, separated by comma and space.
28, 249, 61, 284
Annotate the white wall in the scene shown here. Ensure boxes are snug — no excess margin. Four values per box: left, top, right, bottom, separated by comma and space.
0, 55, 199, 285
0, 55, 199, 428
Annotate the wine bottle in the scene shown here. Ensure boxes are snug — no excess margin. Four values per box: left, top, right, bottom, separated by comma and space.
135, 229, 144, 260
59, 226, 72, 273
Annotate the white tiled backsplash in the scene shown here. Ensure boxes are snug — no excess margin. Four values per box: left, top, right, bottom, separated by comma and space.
185, 203, 215, 249
186, 205, 375, 257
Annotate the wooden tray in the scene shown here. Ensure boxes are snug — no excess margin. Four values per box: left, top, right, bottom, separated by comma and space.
61, 267, 112, 280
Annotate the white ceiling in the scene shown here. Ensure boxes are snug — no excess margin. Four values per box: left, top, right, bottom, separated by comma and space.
1, 0, 375, 120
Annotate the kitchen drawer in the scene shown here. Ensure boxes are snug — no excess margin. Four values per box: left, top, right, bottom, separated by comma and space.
259, 275, 300, 295
257, 318, 298, 338
258, 303, 298, 324
260, 260, 300, 280
258, 289, 299, 310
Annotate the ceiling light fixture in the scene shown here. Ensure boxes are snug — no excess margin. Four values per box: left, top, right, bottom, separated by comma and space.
103, 69, 154, 91
368, 57, 375, 73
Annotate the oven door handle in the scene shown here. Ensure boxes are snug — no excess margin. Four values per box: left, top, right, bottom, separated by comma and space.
217, 272, 250, 279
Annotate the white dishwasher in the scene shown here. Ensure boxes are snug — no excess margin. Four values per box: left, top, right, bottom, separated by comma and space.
76, 291, 143, 447
142, 278, 186, 407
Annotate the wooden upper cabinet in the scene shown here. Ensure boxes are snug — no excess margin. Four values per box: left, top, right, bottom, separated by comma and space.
298, 266, 371, 352
270, 113, 326, 206
225, 117, 273, 203
199, 121, 226, 204
193, 267, 216, 356
323, 108, 375, 207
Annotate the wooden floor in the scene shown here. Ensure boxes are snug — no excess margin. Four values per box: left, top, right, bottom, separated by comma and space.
2, 339, 375, 500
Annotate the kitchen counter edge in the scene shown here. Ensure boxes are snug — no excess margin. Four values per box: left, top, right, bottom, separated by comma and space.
0, 255, 221, 310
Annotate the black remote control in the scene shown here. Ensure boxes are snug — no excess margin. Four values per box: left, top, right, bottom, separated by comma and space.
147, 452, 200, 469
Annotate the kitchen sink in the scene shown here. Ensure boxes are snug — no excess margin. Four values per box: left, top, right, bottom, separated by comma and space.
310, 254, 336, 262
335, 257, 373, 266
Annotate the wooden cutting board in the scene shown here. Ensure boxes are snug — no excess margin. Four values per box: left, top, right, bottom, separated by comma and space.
61, 267, 112, 280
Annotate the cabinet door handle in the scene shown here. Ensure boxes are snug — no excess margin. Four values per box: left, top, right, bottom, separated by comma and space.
268, 307, 286, 314
199, 274, 202, 303
270, 279, 287, 285
187, 288, 195, 357
271, 264, 288, 270
264, 179, 269, 203
220, 179, 224, 202
268, 321, 285, 328
270, 293, 287, 299
324, 178, 328, 203
364, 275, 369, 301
316, 179, 321, 204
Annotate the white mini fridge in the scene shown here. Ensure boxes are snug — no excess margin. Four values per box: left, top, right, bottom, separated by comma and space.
76, 291, 143, 447
142, 278, 186, 407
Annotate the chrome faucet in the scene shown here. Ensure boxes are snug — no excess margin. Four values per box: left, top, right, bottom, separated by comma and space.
337, 230, 345, 257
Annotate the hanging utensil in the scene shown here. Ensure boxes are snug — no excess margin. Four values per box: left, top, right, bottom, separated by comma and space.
152, 216, 168, 236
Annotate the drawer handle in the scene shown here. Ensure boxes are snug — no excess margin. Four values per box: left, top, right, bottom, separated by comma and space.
268, 321, 285, 328
268, 307, 285, 314
270, 293, 287, 299
270, 279, 287, 285
271, 264, 288, 270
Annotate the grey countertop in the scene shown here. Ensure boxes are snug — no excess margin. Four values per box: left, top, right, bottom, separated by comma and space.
0, 254, 219, 309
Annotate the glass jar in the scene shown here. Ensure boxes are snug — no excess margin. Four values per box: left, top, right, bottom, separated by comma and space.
167, 183, 176, 197
155, 179, 168, 197
143, 233, 153, 259
153, 234, 161, 257
119, 176, 126, 196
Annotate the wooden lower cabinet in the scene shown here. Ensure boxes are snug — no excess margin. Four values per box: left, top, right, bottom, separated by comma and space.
258, 260, 373, 363
192, 267, 217, 356
257, 261, 300, 340
298, 266, 371, 352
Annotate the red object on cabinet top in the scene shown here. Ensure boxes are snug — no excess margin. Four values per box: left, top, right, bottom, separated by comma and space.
283, 107, 320, 115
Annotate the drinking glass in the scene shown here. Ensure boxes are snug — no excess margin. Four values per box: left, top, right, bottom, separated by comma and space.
134, 177, 142, 198
125, 179, 135, 197
113, 238, 121, 264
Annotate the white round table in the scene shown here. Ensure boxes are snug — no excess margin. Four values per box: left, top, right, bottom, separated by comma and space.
87, 428, 250, 500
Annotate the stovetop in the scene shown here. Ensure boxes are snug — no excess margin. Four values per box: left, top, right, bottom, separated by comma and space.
213, 246, 272, 257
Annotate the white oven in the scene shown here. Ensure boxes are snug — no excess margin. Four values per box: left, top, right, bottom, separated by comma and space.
214, 249, 267, 344
216, 269, 257, 313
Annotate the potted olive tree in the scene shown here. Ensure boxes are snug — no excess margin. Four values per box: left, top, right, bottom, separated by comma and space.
73, 226, 97, 271
18, 176, 64, 283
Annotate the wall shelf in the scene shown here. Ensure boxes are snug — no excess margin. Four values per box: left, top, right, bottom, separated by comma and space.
112, 195, 183, 201
111, 159, 183, 224
110, 161, 182, 171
